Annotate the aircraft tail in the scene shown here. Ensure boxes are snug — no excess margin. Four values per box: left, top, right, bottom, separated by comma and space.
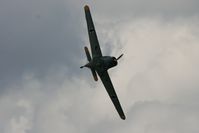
83, 46, 98, 81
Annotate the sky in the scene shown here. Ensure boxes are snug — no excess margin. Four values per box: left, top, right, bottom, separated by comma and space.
0, 0, 199, 133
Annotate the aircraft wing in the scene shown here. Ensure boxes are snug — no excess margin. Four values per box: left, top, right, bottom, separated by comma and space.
84, 5, 102, 58
97, 70, 126, 120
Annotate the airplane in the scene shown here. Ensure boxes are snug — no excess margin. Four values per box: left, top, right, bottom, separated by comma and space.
80, 5, 126, 120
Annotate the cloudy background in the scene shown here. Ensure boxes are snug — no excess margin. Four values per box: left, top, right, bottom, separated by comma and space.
0, 0, 199, 133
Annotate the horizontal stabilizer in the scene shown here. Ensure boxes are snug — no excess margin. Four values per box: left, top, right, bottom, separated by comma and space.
90, 68, 98, 81
83, 46, 97, 81
84, 46, 92, 61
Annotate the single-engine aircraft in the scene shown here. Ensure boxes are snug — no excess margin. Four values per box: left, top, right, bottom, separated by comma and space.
80, 5, 126, 120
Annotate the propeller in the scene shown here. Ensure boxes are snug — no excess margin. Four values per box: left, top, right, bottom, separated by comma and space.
116, 54, 123, 60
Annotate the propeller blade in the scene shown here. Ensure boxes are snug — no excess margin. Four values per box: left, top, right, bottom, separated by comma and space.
117, 54, 123, 60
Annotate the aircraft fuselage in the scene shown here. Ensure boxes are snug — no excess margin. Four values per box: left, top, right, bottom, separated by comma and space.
85, 56, 118, 71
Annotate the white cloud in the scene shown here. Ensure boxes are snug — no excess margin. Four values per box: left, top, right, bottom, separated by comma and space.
88, 0, 199, 18
1, 0, 199, 132
1, 16, 199, 133
118, 101, 199, 133
99, 17, 199, 105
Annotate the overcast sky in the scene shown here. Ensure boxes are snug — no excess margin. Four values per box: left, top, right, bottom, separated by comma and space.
0, 0, 199, 133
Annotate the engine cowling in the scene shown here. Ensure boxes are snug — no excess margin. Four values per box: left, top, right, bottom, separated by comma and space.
100, 56, 118, 70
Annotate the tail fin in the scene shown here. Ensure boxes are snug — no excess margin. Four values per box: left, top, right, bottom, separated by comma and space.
83, 46, 98, 81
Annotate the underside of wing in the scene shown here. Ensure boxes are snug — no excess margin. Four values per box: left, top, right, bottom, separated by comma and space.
97, 70, 126, 120
84, 5, 102, 58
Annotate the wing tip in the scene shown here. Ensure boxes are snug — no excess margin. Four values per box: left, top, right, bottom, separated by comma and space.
120, 115, 126, 120
94, 75, 98, 81
84, 5, 90, 11
84, 46, 88, 52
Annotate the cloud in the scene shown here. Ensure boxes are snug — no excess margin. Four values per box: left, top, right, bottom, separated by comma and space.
88, 0, 199, 19
119, 101, 199, 133
112, 17, 199, 104
0, 0, 85, 86
1, 15, 199, 133
0, 1, 199, 133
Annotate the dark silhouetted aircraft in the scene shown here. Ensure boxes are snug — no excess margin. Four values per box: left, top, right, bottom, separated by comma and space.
80, 5, 126, 120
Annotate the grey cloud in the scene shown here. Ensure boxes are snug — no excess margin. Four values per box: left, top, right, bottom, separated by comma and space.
89, 0, 199, 19
103, 17, 199, 103
122, 101, 199, 133
1, 0, 198, 87
87, 101, 199, 133
0, 0, 86, 88
1, 76, 199, 133
1, 1, 199, 133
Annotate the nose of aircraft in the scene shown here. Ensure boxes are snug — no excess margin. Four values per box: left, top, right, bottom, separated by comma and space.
113, 57, 116, 61
112, 57, 118, 66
